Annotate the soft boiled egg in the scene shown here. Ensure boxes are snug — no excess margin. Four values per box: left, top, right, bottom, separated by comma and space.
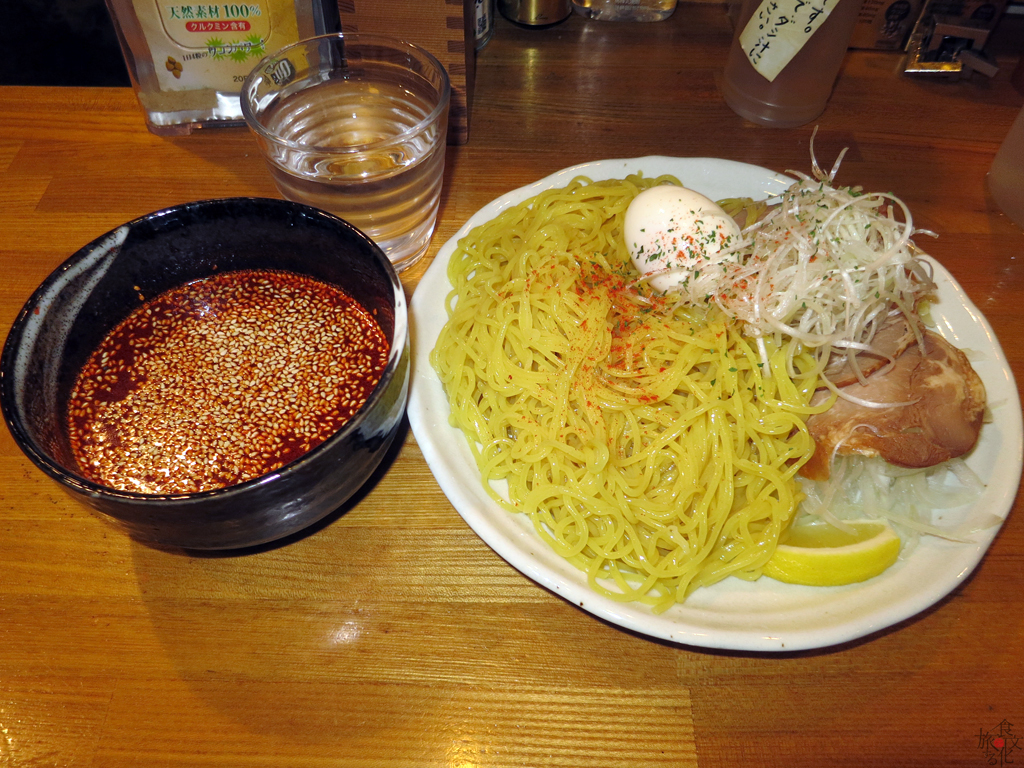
624, 185, 742, 293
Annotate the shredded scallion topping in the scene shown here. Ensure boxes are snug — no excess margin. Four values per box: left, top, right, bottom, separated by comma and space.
662, 140, 936, 387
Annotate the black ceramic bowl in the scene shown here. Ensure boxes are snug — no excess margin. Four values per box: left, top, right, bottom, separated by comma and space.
0, 198, 409, 549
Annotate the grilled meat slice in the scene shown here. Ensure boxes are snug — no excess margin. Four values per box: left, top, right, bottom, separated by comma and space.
801, 330, 986, 482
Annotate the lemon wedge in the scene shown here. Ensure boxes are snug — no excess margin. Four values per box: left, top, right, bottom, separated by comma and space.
762, 519, 901, 587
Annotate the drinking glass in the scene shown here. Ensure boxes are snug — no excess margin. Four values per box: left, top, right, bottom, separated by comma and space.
989, 104, 1024, 229
242, 34, 451, 272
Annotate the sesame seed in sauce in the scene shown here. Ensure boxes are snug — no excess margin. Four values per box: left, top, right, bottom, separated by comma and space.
66, 269, 391, 494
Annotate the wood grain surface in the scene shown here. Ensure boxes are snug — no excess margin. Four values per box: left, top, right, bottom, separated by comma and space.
1, 6, 1023, 767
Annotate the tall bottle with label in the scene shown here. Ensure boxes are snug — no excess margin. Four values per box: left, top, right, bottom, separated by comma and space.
721, 0, 863, 127
104, 0, 337, 135
475, 0, 495, 48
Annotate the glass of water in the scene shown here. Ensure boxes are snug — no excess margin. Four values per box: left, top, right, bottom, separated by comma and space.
242, 34, 451, 272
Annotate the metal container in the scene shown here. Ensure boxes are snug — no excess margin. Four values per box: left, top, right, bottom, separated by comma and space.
498, 0, 572, 25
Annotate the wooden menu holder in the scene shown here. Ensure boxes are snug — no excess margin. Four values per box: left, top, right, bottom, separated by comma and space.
337, 0, 476, 144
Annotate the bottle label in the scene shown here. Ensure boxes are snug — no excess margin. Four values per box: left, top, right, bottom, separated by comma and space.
474, 0, 493, 48
133, 0, 300, 92
739, 0, 838, 82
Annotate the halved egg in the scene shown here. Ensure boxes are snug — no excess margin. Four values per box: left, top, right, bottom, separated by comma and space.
624, 185, 742, 293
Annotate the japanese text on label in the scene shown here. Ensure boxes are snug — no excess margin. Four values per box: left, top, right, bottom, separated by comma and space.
738, 0, 836, 82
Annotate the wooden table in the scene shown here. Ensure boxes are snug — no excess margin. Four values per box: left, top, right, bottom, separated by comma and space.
2, 6, 1023, 766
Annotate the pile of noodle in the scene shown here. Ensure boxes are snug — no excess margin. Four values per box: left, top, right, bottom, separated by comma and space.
431, 175, 825, 611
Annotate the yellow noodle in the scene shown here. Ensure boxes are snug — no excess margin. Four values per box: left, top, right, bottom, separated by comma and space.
431, 175, 821, 610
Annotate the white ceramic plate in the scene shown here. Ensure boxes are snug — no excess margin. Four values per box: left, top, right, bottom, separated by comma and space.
408, 157, 1023, 652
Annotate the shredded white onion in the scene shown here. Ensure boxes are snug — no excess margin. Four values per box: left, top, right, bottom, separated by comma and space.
664, 139, 936, 383
797, 455, 992, 544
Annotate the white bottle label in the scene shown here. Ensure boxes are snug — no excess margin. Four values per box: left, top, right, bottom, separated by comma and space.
133, 0, 300, 92
739, 0, 838, 82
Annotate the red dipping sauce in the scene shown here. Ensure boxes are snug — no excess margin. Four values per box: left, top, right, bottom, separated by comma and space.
66, 269, 390, 494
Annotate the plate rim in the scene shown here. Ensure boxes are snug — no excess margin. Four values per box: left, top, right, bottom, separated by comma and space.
408, 156, 1024, 652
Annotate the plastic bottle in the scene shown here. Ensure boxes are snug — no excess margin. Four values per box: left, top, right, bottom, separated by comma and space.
570, 0, 677, 21
103, 0, 336, 135
989, 104, 1024, 229
720, 0, 863, 127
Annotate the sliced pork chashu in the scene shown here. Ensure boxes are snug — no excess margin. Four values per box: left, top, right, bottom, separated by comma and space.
823, 314, 919, 388
801, 330, 986, 482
